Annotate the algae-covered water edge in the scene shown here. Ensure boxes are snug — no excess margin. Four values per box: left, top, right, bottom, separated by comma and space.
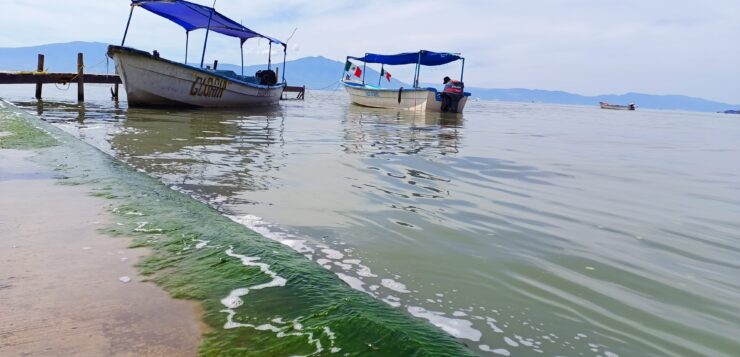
3, 86, 740, 356
1, 103, 475, 356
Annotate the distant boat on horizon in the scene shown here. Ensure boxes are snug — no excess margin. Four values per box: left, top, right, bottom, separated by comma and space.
600, 102, 636, 111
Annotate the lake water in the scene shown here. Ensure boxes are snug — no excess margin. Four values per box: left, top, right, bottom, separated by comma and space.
4, 85, 740, 356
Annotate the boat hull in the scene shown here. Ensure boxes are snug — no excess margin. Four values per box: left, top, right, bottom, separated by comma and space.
108, 46, 284, 108
343, 83, 429, 110
600, 102, 635, 110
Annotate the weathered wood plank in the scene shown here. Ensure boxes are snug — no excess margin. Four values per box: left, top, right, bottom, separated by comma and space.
0, 73, 122, 85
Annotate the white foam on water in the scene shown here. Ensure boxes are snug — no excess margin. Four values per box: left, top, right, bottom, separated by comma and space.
504, 336, 519, 347
407, 306, 481, 342
381, 278, 410, 293
321, 248, 344, 260
382, 294, 402, 307
195, 240, 209, 249
485, 317, 504, 333
222, 310, 327, 356
604, 351, 619, 357
369, 285, 379, 291
336, 273, 366, 292
382, 297, 401, 307
133, 222, 163, 233
316, 258, 331, 266
334, 261, 352, 270
220, 247, 287, 309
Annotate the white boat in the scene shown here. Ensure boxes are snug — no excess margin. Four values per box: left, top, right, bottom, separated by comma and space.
111, 0, 288, 108
600, 102, 636, 110
343, 83, 430, 110
109, 46, 283, 108
342, 51, 471, 113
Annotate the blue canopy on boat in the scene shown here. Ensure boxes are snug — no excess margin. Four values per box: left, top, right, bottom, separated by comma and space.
349, 51, 462, 66
131, 0, 285, 46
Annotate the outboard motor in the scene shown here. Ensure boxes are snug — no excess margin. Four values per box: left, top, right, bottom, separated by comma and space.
441, 80, 464, 113
255, 69, 278, 86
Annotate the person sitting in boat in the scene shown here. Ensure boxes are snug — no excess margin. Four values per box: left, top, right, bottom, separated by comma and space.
443, 76, 463, 94
441, 77, 465, 113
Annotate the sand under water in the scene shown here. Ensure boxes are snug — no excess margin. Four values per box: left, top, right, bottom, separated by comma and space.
0, 148, 203, 356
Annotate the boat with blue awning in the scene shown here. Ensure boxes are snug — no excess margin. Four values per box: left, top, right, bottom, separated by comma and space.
108, 0, 288, 108
342, 51, 471, 113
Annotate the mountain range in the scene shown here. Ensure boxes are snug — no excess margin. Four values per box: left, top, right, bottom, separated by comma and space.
1, 41, 737, 112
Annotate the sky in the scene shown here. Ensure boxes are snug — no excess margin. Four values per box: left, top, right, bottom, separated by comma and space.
0, 0, 738, 103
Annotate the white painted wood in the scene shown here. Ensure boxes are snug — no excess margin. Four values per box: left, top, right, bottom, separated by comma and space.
110, 47, 283, 108
343, 83, 429, 110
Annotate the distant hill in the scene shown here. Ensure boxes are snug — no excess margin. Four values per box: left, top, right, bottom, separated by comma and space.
462, 88, 740, 113
1, 41, 737, 112
0, 41, 113, 74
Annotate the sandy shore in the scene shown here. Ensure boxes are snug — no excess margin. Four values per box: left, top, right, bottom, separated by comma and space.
0, 149, 202, 356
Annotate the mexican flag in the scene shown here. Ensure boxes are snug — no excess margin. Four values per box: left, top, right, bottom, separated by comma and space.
345, 61, 362, 78
380, 67, 392, 82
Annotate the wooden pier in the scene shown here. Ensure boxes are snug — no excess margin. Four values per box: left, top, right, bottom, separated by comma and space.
282, 85, 305, 100
0, 53, 121, 102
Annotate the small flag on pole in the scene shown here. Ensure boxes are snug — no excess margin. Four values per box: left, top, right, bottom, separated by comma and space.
346, 62, 362, 78
381, 68, 392, 82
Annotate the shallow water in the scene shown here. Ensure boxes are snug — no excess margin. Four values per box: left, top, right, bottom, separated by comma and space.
4, 85, 740, 356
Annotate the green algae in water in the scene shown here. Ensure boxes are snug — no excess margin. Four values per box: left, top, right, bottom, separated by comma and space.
0, 106, 57, 149
1, 105, 475, 356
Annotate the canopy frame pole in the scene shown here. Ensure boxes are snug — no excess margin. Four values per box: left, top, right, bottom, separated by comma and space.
362, 53, 367, 85
460, 57, 465, 82
200, 1, 217, 68
240, 40, 245, 76
281, 46, 287, 83
378, 64, 384, 87
413, 51, 422, 88
120, 5, 135, 46
185, 31, 189, 64
268, 42, 272, 70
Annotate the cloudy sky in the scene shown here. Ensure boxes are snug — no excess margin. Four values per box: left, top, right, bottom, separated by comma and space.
1, 0, 738, 103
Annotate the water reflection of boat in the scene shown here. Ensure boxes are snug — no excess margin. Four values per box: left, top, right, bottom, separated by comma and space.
108, 107, 286, 204
109, 0, 288, 108
342, 105, 463, 155
600, 102, 636, 110
342, 51, 471, 113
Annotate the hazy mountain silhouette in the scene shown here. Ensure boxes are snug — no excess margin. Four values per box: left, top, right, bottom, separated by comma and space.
1, 42, 736, 112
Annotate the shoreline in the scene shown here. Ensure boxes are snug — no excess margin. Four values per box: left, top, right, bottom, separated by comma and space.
0, 148, 203, 356
0, 100, 475, 356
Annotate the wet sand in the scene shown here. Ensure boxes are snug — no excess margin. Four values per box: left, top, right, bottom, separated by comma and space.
0, 149, 202, 356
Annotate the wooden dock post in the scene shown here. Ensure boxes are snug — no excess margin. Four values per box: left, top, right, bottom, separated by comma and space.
77, 53, 84, 102
35, 54, 44, 99
112, 82, 119, 101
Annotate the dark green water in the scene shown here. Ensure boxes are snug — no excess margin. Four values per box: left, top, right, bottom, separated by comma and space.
3, 85, 740, 356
